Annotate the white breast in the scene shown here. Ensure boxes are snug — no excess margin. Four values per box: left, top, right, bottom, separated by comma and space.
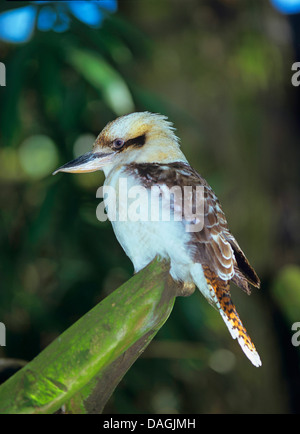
103, 167, 194, 282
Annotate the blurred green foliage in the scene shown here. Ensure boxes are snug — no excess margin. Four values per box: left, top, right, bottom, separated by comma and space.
0, 0, 300, 414
272, 266, 300, 323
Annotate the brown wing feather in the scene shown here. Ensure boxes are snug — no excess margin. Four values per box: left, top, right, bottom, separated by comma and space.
224, 233, 260, 289
125, 161, 259, 291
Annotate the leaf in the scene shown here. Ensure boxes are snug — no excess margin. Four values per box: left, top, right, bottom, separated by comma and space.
0, 258, 177, 414
67, 47, 135, 116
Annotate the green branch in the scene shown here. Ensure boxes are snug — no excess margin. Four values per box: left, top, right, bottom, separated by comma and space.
0, 258, 178, 414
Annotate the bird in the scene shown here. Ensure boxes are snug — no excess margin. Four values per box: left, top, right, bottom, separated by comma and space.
53, 111, 261, 367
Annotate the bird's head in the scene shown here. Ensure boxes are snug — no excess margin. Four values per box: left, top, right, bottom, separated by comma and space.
53, 112, 187, 176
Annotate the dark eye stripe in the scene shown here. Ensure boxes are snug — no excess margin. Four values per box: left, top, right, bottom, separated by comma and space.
124, 134, 146, 148
112, 133, 146, 151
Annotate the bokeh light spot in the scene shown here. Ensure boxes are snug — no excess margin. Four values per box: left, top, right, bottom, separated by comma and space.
0, 6, 36, 43
73, 133, 96, 158
209, 349, 236, 374
270, 0, 300, 14
18, 135, 59, 179
37, 6, 57, 31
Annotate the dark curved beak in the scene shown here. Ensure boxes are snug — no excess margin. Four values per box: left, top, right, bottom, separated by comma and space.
52, 151, 114, 175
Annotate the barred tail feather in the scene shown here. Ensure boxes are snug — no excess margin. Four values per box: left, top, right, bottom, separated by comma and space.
218, 306, 262, 367
191, 264, 261, 367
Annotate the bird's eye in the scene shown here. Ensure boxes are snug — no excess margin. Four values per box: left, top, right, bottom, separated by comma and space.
112, 138, 125, 149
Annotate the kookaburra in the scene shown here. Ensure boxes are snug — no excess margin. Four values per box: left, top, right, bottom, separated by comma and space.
53, 112, 261, 367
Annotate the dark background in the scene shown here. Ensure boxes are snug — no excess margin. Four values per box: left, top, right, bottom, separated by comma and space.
0, 0, 300, 414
